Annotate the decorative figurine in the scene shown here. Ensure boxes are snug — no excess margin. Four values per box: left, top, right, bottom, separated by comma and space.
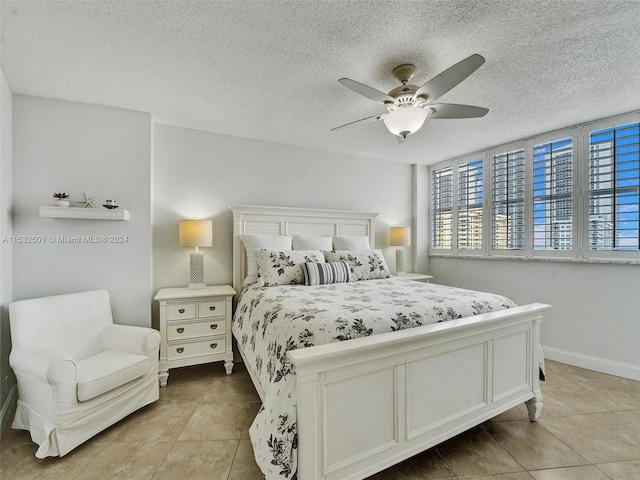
80, 192, 96, 208
53, 193, 70, 207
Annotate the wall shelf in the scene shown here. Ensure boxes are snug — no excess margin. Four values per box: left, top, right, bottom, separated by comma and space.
39, 206, 130, 221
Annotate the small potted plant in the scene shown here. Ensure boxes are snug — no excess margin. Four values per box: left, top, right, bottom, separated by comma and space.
53, 192, 70, 207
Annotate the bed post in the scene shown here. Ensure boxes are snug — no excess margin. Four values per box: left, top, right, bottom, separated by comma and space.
526, 317, 544, 421
526, 394, 543, 421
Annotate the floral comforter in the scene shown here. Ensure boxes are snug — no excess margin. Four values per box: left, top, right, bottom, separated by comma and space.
232, 278, 516, 479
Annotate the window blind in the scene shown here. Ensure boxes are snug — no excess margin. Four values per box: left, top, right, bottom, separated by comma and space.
492, 149, 525, 250
458, 159, 483, 249
589, 122, 640, 251
533, 138, 573, 250
432, 166, 453, 249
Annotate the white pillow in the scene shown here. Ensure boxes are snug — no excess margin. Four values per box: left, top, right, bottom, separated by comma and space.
255, 250, 325, 287
332, 235, 371, 251
324, 249, 391, 281
292, 234, 333, 251
241, 235, 292, 285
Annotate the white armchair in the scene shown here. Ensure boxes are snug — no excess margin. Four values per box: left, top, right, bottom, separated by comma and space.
9, 290, 161, 458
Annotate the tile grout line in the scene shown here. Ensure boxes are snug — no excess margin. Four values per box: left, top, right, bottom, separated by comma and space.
478, 422, 532, 478
226, 400, 254, 480
528, 413, 593, 471
432, 446, 458, 479
151, 379, 208, 480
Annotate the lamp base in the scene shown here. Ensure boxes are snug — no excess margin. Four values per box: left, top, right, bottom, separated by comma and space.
396, 248, 405, 275
188, 251, 206, 289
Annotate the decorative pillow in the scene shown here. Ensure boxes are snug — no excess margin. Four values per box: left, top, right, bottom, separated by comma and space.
332, 235, 371, 251
241, 235, 292, 285
302, 261, 351, 286
324, 249, 391, 281
255, 250, 325, 286
292, 234, 333, 251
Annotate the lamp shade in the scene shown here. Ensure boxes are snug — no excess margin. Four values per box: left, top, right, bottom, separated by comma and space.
390, 226, 411, 247
179, 220, 213, 247
383, 108, 428, 137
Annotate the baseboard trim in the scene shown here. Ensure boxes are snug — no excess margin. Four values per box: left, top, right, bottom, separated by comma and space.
0, 384, 17, 439
542, 345, 640, 381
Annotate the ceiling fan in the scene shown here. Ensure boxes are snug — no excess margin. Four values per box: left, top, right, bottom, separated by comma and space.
331, 54, 489, 143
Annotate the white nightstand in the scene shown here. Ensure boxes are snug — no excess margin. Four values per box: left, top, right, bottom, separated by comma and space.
394, 273, 434, 282
154, 285, 236, 386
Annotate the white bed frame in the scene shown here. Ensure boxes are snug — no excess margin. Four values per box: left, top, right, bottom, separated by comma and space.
230, 204, 549, 480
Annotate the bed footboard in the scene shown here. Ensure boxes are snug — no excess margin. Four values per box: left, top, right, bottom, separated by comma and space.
288, 303, 549, 480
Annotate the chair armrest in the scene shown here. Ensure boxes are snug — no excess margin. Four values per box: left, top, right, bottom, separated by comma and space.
11, 345, 78, 413
102, 324, 161, 356
9, 345, 75, 383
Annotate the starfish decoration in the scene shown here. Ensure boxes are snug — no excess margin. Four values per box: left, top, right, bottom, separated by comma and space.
81, 192, 96, 208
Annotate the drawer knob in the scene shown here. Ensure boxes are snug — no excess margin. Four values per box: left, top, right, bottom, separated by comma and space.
210, 343, 218, 349
209, 306, 216, 311
176, 347, 184, 354
210, 324, 218, 330
178, 308, 185, 314
176, 327, 184, 334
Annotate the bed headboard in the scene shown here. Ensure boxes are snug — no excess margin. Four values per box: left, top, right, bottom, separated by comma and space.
229, 204, 378, 293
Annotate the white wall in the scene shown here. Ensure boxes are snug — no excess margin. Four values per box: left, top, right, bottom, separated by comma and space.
412, 164, 429, 274
12, 96, 153, 326
152, 124, 414, 291
0, 67, 15, 436
429, 256, 640, 379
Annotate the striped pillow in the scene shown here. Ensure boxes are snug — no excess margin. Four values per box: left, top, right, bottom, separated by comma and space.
302, 261, 351, 286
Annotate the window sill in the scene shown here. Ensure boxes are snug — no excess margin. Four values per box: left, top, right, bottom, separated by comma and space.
428, 252, 640, 265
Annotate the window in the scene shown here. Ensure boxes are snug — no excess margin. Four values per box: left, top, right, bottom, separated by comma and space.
533, 138, 573, 250
458, 159, 483, 250
431, 166, 453, 249
492, 149, 525, 250
429, 112, 640, 262
588, 122, 639, 251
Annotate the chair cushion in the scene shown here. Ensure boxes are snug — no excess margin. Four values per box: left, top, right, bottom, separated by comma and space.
76, 350, 149, 402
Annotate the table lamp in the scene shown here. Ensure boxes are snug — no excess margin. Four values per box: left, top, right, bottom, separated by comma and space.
389, 226, 411, 274
179, 219, 213, 289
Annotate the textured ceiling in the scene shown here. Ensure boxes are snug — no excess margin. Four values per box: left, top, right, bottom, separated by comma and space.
2, 0, 640, 165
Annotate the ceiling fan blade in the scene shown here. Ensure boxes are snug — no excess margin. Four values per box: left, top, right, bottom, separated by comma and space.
396, 135, 409, 144
415, 54, 485, 102
338, 78, 395, 104
427, 103, 489, 119
330, 113, 384, 132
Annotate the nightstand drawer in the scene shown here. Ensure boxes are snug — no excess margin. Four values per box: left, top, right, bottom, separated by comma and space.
167, 338, 225, 361
167, 302, 196, 320
198, 299, 226, 317
167, 319, 225, 341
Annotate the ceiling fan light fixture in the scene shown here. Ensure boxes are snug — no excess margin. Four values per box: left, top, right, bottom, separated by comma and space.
383, 107, 428, 137
332, 54, 488, 136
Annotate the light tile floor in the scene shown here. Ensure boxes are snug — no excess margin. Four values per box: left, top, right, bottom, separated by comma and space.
1, 360, 639, 479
